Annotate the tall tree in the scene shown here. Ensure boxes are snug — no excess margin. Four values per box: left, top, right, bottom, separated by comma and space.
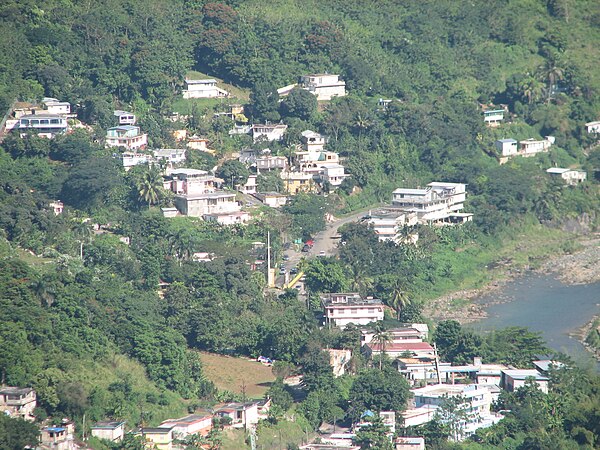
136, 166, 163, 209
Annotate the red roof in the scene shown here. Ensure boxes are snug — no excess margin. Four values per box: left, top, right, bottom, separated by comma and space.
368, 342, 434, 352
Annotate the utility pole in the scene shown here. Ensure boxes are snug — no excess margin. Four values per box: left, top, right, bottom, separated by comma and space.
433, 342, 442, 384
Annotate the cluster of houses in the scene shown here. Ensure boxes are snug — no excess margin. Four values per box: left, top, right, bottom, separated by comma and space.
4, 97, 74, 138
495, 136, 555, 163
0, 385, 271, 450
236, 128, 349, 195
359, 181, 473, 243
312, 297, 560, 446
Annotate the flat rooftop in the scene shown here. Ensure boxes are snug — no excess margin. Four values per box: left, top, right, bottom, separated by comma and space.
502, 369, 549, 381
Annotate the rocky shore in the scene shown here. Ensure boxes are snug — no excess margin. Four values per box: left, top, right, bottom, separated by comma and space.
538, 237, 600, 285
425, 236, 600, 325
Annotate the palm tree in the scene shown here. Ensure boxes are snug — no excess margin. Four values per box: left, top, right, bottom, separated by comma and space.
73, 220, 92, 260
542, 62, 565, 101
388, 280, 411, 321
137, 166, 163, 209
371, 322, 392, 370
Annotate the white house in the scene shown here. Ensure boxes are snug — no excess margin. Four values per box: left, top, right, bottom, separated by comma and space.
256, 155, 288, 171
18, 113, 68, 138
392, 182, 471, 225
321, 293, 384, 329
519, 137, 553, 155
585, 121, 600, 134
121, 152, 150, 171
254, 192, 288, 208
500, 369, 549, 394
361, 325, 429, 345
237, 174, 257, 195
300, 130, 327, 151
483, 109, 504, 126
546, 167, 587, 185
183, 78, 230, 99
252, 123, 288, 142
153, 148, 187, 166
403, 384, 502, 439
158, 413, 213, 439
204, 210, 250, 226
319, 163, 349, 187
363, 211, 418, 243
49, 200, 64, 215
495, 139, 518, 157
91, 421, 126, 442
43, 97, 71, 115
105, 125, 148, 150
114, 110, 136, 125
300, 74, 346, 101
214, 402, 259, 430
364, 341, 436, 360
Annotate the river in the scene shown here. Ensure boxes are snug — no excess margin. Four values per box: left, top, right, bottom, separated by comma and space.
468, 273, 600, 368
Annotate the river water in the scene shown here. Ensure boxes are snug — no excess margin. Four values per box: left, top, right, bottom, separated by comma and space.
468, 273, 600, 368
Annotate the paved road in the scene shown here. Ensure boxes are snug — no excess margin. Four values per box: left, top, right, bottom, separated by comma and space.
278, 208, 372, 288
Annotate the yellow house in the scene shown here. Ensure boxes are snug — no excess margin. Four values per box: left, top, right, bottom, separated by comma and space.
135, 427, 173, 450
281, 170, 317, 194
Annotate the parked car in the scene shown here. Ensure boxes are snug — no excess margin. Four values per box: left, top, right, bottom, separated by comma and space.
301, 245, 310, 252
318, 250, 326, 257
290, 267, 298, 275
279, 267, 286, 275
283, 254, 290, 261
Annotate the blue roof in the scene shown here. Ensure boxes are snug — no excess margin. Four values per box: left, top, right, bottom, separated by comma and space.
46, 427, 66, 432
497, 139, 517, 143
361, 410, 375, 418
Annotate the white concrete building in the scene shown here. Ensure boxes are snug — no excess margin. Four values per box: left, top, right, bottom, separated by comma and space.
546, 167, 587, 185
300, 74, 346, 101
363, 211, 418, 243
121, 152, 150, 171
403, 384, 502, 439
153, 148, 187, 166
105, 125, 148, 150
182, 79, 229, 99
114, 110, 136, 125
91, 421, 126, 442
300, 129, 327, 151
361, 325, 429, 345
500, 369, 549, 394
495, 138, 518, 157
483, 109, 504, 126
392, 182, 471, 225
585, 121, 600, 134
519, 137, 553, 155
254, 192, 288, 208
18, 113, 68, 138
252, 123, 288, 142
257, 155, 288, 171
319, 163, 349, 187
43, 98, 71, 115
237, 174, 257, 195
158, 414, 213, 439
321, 293, 384, 329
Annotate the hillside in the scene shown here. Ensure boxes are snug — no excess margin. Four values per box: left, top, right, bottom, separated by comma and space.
1, 1, 600, 449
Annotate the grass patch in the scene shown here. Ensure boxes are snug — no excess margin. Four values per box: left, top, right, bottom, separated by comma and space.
199, 351, 276, 399
70, 353, 188, 427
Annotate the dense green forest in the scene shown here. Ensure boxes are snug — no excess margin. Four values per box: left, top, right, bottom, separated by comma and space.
1, 0, 600, 449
